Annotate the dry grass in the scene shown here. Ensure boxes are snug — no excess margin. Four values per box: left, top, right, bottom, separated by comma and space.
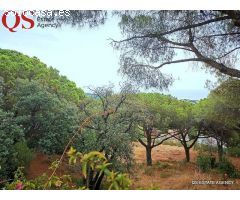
131, 143, 240, 189
133, 142, 198, 163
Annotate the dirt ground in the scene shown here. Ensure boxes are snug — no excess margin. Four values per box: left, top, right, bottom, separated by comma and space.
132, 143, 240, 189
27, 143, 240, 190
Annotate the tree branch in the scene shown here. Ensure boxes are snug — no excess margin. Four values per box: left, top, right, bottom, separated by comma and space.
189, 43, 240, 78
113, 15, 232, 44
217, 47, 240, 59
138, 138, 147, 147
196, 32, 240, 39
155, 58, 202, 69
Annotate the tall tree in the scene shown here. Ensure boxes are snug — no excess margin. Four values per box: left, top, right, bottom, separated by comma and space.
111, 11, 240, 89
134, 93, 176, 166
76, 84, 138, 189
168, 100, 202, 162
195, 79, 240, 161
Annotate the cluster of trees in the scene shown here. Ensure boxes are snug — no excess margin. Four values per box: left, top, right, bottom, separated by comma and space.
0, 49, 84, 181
195, 79, 240, 161
1, 48, 239, 184
133, 93, 203, 165
0, 49, 141, 188
133, 78, 240, 166
71, 78, 240, 169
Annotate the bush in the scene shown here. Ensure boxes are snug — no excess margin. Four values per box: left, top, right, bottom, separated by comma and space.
196, 154, 216, 172
227, 147, 240, 157
155, 161, 170, 170
217, 158, 239, 178
194, 143, 218, 153
0, 109, 24, 180
14, 141, 34, 170
13, 80, 79, 154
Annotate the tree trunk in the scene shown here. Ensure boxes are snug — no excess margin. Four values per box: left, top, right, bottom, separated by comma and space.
184, 146, 190, 162
94, 173, 104, 190
217, 141, 224, 162
146, 146, 152, 166
86, 167, 94, 189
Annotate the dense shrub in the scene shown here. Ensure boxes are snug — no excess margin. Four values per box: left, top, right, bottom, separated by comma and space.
227, 147, 240, 157
37, 101, 79, 154
13, 80, 79, 154
196, 154, 216, 172
217, 158, 239, 178
14, 142, 34, 170
0, 109, 24, 180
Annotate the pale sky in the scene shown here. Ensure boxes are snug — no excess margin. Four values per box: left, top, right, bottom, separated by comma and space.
0, 14, 216, 100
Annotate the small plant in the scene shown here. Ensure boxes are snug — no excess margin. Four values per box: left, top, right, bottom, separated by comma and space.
160, 172, 171, 178
67, 147, 131, 190
144, 167, 153, 176
155, 161, 170, 170
196, 154, 215, 172
14, 141, 34, 170
217, 158, 239, 178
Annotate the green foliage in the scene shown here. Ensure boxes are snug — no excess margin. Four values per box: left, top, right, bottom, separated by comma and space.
0, 49, 85, 107
106, 171, 131, 190
168, 99, 195, 130
194, 79, 240, 159
195, 79, 240, 128
227, 147, 240, 157
77, 85, 137, 171
217, 158, 239, 178
196, 154, 216, 172
13, 80, 79, 154
80, 151, 108, 178
68, 147, 131, 190
135, 93, 175, 129
115, 11, 240, 90
162, 139, 182, 147
193, 143, 218, 153
13, 142, 34, 170
212, 79, 240, 126
0, 109, 24, 180
0, 49, 85, 180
